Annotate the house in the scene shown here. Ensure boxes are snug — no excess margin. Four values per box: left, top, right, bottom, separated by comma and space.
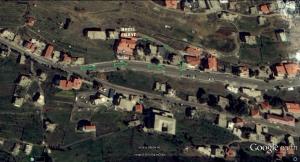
250, 108, 260, 118
241, 87, 262, 98
211, 146, 225, 158
23, 41, 37, 53
82, 124, 96, 133
33, 93, 45, 106
266, 114, 295, 127
154, 82, 167, 93
72, 57, 85, 65
18, 54, 26, 65
257, 16, 267, 26
58, 77, 82, 90
184, 46, 202, 57
249, 6, 258, 14
219, 12, 239, 21
232, 117, 244, 128
116, 38, 137, 60
52, 51, 61, 63
259, 4, 270, 14
43, 44, 54, 59
117, 97, 137, 111
0, 30, 15, 41
168, 53, 182, 65
24, 144, 33, 155
245, 35, 257, 45
165, 0, 178, 9
25, 17, 36, 27
276, 146, 295, 159
87, 31, 107, 40
12, 97, 24, 108
217, 114, 227, 128
148, 109, 176, 135
274, 63, 300, 78
239, 66, 249, 78
61, 54, 72, 65
276, 30, 288, 42
285, 102, 300, 114
91, 94, 111, 105
232, 128, 242, 138
11, 143, 21, 156
274, 64, 286, 79
134, 103, 143, 113
18, 75, 32, 87
204, 55, 218, 72
197, 146, 212, 156
153, 113, 176, 135
226, 85, 239, 94
184, 55, 200, 68
218, 96, 229, 109
284, 63, 299, 77
45, 121, 57, 133
225, 147, 236, 160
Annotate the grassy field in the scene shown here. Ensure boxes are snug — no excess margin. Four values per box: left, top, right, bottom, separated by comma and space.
0, 2, 26, 29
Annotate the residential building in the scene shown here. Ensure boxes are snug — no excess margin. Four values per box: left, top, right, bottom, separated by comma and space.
43, 44, 54, 59
25, 17, 36, 27
285, 102, 300, 114
18, 75, 32, 87
225, 147, 237, 160
0, 30, 15, 41
72, 57, 85, 65
24, 144, 33, 155
259, 4, 270, 14
116, 38, 137, 60
184, 55, 200, 68
117, 97, 137, 111
87, 31, 107, 40
148, 109, 176, 135
58, 77, 82, 90
12, 97, 24, 108
82, 124, 96, 133
134, 103, 143, 113
245, 35, 257, 45
165, 0, 178, 9
204, 55, 218, 72
218, 96, 229, 109
52, 51, 61, 63
23, 41, 37, 53
184, 46, 202, 57
217, 114, 227, 128
250, 108, 260, 118
211, 146, 225, 158
241, 88, 262, 98
284, 63, 299, 77
232, 117, 244, 128
61, 54, 72, 65
276, 30, 288, 42
266, 114, 295, 127
239, 66, 249, 78
257, 16, 267, 26
197, 146, 212, 156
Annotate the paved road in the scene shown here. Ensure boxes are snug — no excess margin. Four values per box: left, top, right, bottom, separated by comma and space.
1, 37, 299, 136
68, 60, 300, 91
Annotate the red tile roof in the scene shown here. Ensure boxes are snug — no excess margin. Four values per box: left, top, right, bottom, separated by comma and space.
225, 148, 236, 159
134, 103, 143, 113
260, 4, 270, 14
184, 55, 200, 67
24, 42, 36, 53
59, 78, 82, 90
83, 124, 96, 131
266, 114, 295, 127
275, 64, 286, 76
207, 56, 218, 71
43, 44, 54, 59
62, 54, 72, 64
285, 102, 300, 113
184, 46, 202, 57
284, 63, 299, 76
251, 108, 260, 118
165, 0, 178, 9
116, 38, 137, 57
26, 17, 35, 27
260, 101, 272, 110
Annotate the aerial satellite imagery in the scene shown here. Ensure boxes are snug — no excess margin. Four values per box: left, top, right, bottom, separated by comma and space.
0, 0, 300, 162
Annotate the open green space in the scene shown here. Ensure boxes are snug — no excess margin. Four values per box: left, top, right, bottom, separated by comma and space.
0, 2, 26, 28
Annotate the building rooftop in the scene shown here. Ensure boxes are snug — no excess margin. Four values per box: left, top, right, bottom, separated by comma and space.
165, 0, 178, 9
116, 38, 137, 58
285, 102, 300, 113
43, 44, 54, 59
